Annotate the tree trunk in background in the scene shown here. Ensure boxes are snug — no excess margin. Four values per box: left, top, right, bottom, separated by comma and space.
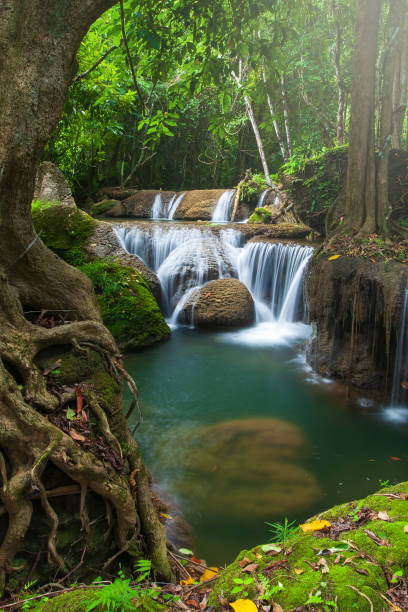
244, 95, 272, 185
345, 0, 382, 234
281, 75, 293, 157
378, 0, 403, 232
391, 19, 408, 148
262, 69, 288, 162
332, 0, 346, 145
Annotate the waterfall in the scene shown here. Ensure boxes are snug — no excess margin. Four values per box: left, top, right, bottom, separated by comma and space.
212, 190, 236, 222
257, 189, 269, 208
115, 224, 313, 331
151, 193, 163, 219
168, 192, 186, 220
237, 242, 313, 322
391, 288, 408, 406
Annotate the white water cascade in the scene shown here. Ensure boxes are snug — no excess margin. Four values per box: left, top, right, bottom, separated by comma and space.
168, 192, 186, 220
211, 190, 236, 222
115, 224, 313, 340
151, 192, 186, 220
257, 189, 269, 208
391, 288, 408, 406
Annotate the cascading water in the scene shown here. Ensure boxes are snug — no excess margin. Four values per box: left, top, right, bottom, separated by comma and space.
168, 193, 186, 220
151, 193, 163, 219
257, 189, 269, 208
391, 288, 408, 407
115, 224, 313, 339
211, 190, 236, 222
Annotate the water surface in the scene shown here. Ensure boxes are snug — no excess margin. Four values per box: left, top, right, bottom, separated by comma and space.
125, 327, 408, 565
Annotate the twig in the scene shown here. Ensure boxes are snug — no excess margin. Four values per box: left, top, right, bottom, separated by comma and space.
74, 45, 119, 82
170, 552, 214, 573
119, 0, 145, 112
345, 585, 373, 612
168, 550, 191, 579
57, 545, 87, 584
184, 575, 219, 593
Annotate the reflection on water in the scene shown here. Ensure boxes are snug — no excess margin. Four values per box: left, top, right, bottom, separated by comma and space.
124, 328, 408, 564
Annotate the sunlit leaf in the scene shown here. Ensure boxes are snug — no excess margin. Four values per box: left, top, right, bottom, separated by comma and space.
200, 567, 218, 582
328, 254, 341, 261
300, 519, 331, 533
179, 548, 194, 556
180, 576, 194, 585
230, 599, 258, 612
261, 544, 282, 553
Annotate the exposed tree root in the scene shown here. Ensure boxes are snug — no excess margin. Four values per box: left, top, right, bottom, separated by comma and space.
0, 270, 173, 595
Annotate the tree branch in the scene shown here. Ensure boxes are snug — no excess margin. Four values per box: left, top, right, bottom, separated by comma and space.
74, 45, 119, 83
119, 0, 145, 113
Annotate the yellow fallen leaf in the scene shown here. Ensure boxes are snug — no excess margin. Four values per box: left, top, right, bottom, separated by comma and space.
300, 519, 331, 533
180, 576, 194, 586
294, 568, 304, 575
160, 513, 172, 519
328, 254, 341, 260
200, 567, 219, 582
230, 599, 258, 612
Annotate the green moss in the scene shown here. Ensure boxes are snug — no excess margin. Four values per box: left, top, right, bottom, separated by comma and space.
29, 586, 167, 611
209, 482, 408, 611
32, 202, 96, 265
79, 258, 170, 350
248, 207, 272, 224
91, 199, 118, 217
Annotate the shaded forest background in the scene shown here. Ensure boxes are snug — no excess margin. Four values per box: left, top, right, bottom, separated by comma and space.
43, 0, 407, 203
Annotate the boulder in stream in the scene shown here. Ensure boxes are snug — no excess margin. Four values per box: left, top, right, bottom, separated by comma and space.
181, 278, 255, 327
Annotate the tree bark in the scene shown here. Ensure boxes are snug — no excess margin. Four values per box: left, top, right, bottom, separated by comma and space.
391, 19, 408, 148
262, 69, 288, 162
332, 0, 346, 146
378, 0, 403, 232
281, 75, 293, 158
0, 0, 172, 590
345, 0, 382, 234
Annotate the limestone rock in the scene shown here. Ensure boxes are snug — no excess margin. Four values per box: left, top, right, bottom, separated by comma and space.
182, 278, 255, 327
34, 161, 76, 206
174, 189, 227, 220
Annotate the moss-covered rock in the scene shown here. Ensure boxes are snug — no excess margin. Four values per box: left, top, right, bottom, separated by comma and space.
91, 199, 120, 217
32, 201, 96, 266
248, 206, 273, 224
79, 258, 170, 350
209, 482, 408, 611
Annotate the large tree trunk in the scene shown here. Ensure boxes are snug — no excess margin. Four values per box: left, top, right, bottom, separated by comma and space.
262, 69, 288, 162
377, 0, 403, 232
391, 19, 408, 149
0, 0, 172, 593
345, 0, 382, 234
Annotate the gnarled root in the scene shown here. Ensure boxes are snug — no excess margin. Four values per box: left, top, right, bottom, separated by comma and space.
0, 272, 172, 595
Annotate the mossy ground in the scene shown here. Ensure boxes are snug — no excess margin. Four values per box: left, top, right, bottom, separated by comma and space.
79, 258, 170, 350
209, 482, 408, 611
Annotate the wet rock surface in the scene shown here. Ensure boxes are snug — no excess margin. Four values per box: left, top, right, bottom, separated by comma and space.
181, 278, 255, 327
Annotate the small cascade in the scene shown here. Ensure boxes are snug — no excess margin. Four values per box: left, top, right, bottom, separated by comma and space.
257, 189, 269, 208
115, 224, 313, 331
237, 242, 313, 322
168, 192, 186, 220
391, 288, 408, 406
212, 190, 236, 222
151, 193, 164, 219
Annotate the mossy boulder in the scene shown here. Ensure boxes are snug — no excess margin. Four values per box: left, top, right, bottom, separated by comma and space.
32, 201, 96, 266
209, 482, 408, 611
30, 586, 166, 611
79, 258, 170, 350
248, 206, 274, 224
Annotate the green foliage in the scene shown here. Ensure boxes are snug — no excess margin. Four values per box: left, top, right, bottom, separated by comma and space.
31, 199, 59, 213
240, 172, 268, 205
230, 576, 255, 598
265, 518, 297, 546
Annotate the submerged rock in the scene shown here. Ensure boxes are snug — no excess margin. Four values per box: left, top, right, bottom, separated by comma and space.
181, 278, 255, 327
163, 418, 322, 520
